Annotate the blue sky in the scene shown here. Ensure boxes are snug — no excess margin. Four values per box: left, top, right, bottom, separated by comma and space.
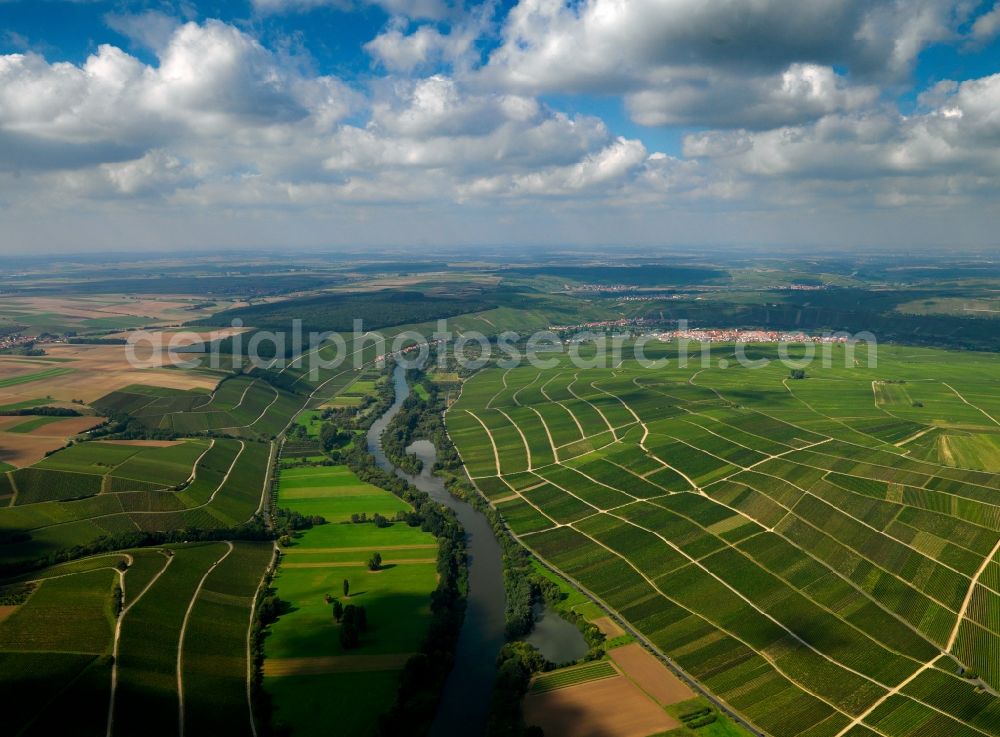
1, 0, 999, 251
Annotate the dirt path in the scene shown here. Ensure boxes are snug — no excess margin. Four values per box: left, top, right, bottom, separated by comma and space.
181, 439, 215, 486
567, 373, 615, 434
943, 382, 1000, 427
465, 410, 501, 476
263, 652, 416, 676
527, 406, 559, 460
511, 372, 540, 407
107, 551, 171, 737
217, 384, 279, 431
495, 407, 533, 470
247, 544, 277, 737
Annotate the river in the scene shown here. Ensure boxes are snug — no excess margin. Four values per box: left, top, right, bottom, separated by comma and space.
366, 365, 507, 737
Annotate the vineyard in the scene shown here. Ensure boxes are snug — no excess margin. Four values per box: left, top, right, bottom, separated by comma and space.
448, 341, 1000, 737
0, 541, 273, 736
0, 439, 273, 566
94, 376, 302, 439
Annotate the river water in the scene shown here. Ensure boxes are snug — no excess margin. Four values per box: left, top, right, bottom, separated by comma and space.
366, 365, 507, 737
523, 602, 589, 665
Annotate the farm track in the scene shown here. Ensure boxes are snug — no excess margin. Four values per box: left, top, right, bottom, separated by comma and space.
216, 384, 279, 431
247, 543, 277, 737
107, 551, 172, 737
177, 541, 235, 737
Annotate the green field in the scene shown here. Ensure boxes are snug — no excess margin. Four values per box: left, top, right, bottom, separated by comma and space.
6, 415, 67, 433
264, 464, 439, 736
448, 341, 1000, 737
0, 367, 75, 388
275, 466, 411, 522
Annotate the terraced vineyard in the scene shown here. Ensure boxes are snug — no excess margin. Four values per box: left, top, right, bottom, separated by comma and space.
0, 541, 274, 737
447, 342, 1000, 737
0, 438, 273, 566
94, 376, 302, 439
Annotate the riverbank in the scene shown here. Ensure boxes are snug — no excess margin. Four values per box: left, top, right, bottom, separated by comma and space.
367, 365, 506, 737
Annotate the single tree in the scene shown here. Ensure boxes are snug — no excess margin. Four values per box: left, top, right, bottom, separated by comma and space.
332, 599, 344, 622
368, 552, 382, 571
339, 621, 359, 649
343, 578, 350, 598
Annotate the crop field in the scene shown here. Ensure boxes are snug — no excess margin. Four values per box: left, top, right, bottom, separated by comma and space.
275, 465, 411, 522
0, 344, 219, 408
264, 463, 439, 736
0, 438, 273, 566
448, 341, 1000, 737
0, 365, 76, 388
529, 660, 618, 692
0, 415, 108, 468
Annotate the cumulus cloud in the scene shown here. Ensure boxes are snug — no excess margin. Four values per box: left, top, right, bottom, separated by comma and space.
365, 10, 488, 73
626, 63, 880, 129
682, 72, 1000, 200
480, 0, 971, 129
0, 20, 651, 208
0, 21, 355, 173
321, 75, 624, 192
462, 137, 647, 197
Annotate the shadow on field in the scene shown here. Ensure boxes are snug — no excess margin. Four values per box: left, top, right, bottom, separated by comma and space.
262, 591, 434, 658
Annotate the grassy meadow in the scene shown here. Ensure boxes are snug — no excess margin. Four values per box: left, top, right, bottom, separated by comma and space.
263, 464, 439, 736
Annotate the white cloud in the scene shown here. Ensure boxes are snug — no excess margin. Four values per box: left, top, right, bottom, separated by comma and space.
626, 63, 879, 129
0, 20, 649, 211
683, 73, 1000, 192
365, 21, 479, 72
481, 0, 969, 129
462, 136, 647, 197
105, 10, 181, 53
970, 4, 1000, 44
0, 21, 355, 170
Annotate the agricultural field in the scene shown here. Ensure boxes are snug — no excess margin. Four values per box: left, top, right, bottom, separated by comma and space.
0, 414, 106, 467
0, 343, 219, 407
0, 438, 273, 566
448, 341, 1000, 737
0, 541, 272, 737
0, 294, 235, 336
263, 463, 439, 736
